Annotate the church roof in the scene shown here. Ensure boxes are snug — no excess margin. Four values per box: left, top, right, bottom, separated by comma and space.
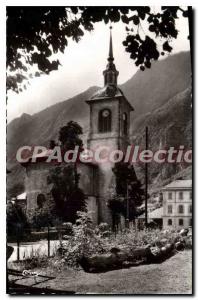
90, 85, 123, 99
87, 85, 134, 110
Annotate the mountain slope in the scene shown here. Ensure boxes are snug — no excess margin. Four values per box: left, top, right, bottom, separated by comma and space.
121, 51, 191, 121
7, 51, 192, 195
133, 87, 192, 191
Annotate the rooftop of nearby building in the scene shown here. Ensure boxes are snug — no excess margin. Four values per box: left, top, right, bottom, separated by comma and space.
16, 192, 27, 200
138, 207, 163, 219
162, 180, 192, 190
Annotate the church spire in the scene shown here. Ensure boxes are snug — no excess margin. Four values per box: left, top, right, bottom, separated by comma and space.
108, 26, 114, 61
103, 26, 119, 87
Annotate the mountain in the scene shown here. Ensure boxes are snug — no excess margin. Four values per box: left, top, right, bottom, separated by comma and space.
132, 87, 192, 192
7, 51, 192, 195
121, 51, 191, 122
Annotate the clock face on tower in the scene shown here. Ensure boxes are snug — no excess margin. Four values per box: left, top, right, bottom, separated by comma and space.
102, 109, 110, 117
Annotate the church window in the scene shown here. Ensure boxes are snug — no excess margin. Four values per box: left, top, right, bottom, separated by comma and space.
37, 194, 46, 209
98, 109, 111, 133
123, 113, 128, 135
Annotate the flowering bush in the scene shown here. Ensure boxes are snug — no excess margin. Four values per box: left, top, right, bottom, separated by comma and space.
55, 211, 187, 269
59, 212, 107, 268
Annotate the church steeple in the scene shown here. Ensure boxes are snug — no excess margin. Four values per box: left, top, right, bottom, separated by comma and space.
108, 26, 113, 61
103, 27, 119, 87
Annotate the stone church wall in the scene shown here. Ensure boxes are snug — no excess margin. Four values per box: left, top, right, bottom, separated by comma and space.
24, 161, 99, 224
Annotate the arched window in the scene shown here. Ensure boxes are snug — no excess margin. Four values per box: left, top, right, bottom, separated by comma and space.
123, 113, 128, 135
98, 109, 111, 133
37, 194, 46, 209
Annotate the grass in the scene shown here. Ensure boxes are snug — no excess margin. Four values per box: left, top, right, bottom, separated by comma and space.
7, 224, 192, 294
8, 250, 192, 294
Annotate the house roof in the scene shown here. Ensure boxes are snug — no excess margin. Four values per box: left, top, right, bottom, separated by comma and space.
162, 180, 192, 190
16, 192, 27, 200
138, 207, 163, 219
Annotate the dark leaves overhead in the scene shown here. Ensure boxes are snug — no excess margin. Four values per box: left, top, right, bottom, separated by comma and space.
7, 6, 189, 92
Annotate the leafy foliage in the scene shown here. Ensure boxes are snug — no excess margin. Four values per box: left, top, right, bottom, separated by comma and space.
49, 140, 57, 149
59, 121, 83, 151
108, 162, 145, 229
30, 211, 53, 230
53, 213, 186, 269
47, 165, 86, 222
7, 6, 189, 92
47, 121, 85, 222
7, 202, 30, 237
58, 212, 106, 267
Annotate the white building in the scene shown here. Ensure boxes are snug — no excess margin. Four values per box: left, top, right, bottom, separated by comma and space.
162, 180, 192, 229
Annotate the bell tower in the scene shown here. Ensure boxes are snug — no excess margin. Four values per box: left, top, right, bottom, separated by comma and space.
86, 27, 134, 223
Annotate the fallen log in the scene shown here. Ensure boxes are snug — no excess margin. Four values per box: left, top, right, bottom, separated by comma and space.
175, 241, 185, 251
78, 228, 192, 273
79, 243, 176, 273
79, 246, 152, 273
147, 243, 175, 263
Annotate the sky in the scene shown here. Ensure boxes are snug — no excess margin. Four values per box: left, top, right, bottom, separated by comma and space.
7, 9, 190, 122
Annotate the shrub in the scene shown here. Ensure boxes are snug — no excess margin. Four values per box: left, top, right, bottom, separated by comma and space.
57, 212, 107, 268
98, 223, 109, 232
62, 222, 74, 235
7, 202, 30, 239
52, 216, 191, 269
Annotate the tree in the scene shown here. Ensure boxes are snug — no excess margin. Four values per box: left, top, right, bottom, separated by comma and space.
49, 140, 57, 149
59, 121, 83, 151
7, 6, 190, 92
108, 162, 145, 229
58, 121, 83, 184
47, 165, 86, 222
47, 121, 86, 222
108, 193, 124, 232
7, 201, 30, 238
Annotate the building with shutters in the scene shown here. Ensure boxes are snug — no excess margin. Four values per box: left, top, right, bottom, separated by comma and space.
162, 180, 192, 229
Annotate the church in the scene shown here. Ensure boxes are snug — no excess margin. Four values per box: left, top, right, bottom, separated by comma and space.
22, 29, 135, 225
